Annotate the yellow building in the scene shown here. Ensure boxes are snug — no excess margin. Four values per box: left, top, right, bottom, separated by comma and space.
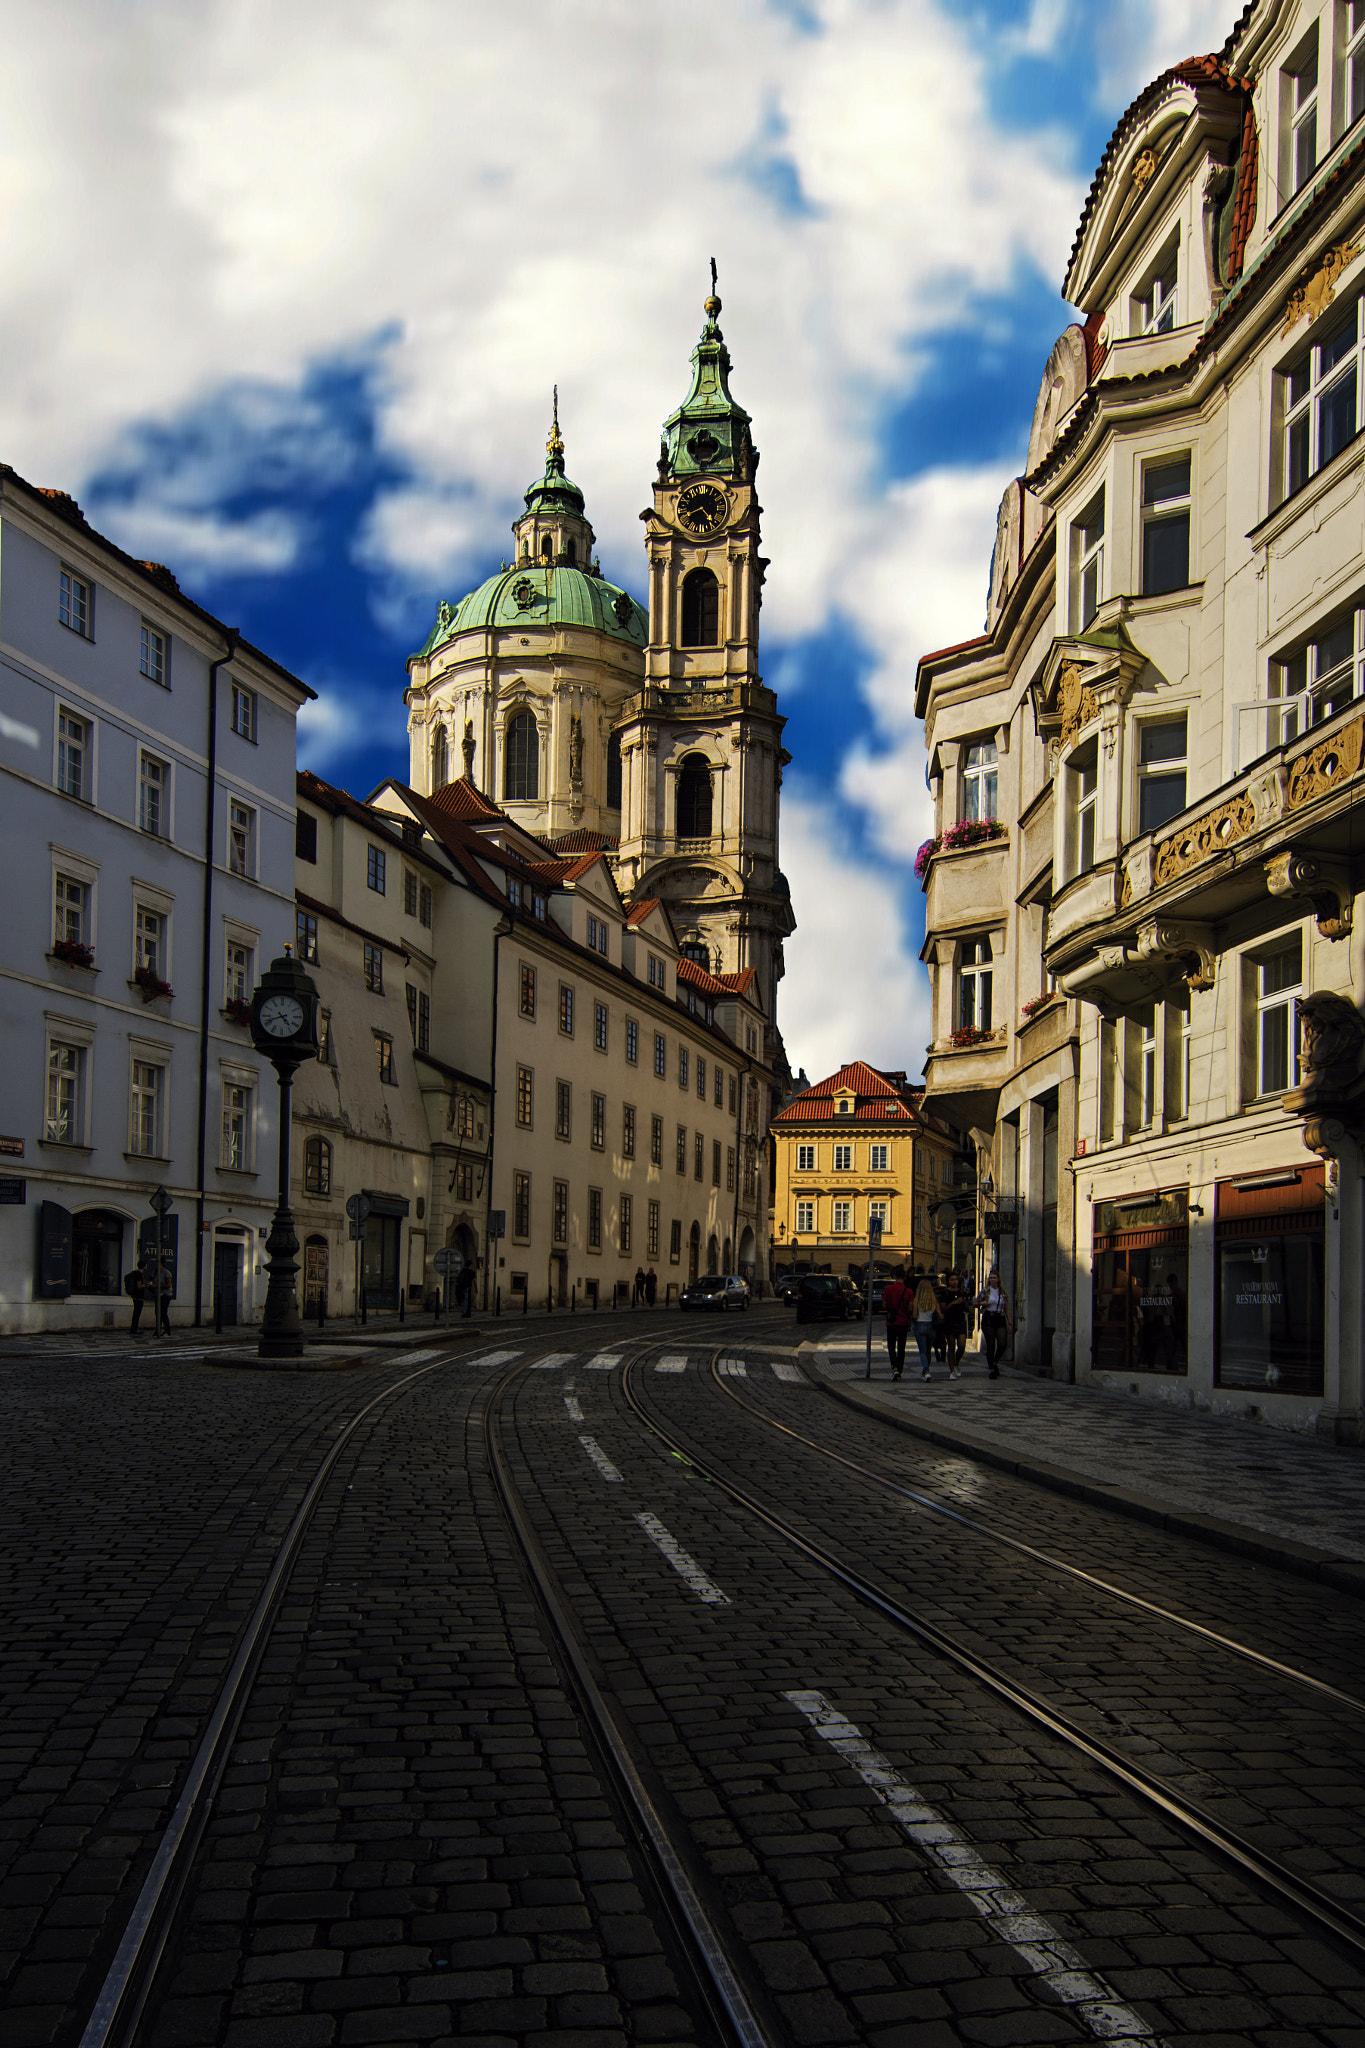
771, 1062, 959, 1280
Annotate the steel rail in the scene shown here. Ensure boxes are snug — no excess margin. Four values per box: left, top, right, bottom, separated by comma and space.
618, 1354, 1365, 1968
483, 1343, 774, 2048
705, 1359, 1365, 1719
78, 1348, 458, 2048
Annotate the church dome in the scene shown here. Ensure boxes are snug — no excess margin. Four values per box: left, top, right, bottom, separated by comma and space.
415, 563, 647, 659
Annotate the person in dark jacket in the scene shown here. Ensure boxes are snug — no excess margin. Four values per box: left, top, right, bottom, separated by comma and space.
124, 1264, 146, 1336
881, 1274, 912, 1379
644, 1268, 657, 1307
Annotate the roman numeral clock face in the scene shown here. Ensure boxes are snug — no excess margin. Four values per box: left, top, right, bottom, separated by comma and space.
677, 483, 728, 536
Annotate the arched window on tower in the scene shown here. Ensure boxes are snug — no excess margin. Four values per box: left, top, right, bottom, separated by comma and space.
431, 724, 449, 790
540, 534, 553, 561
606, 732, 622, 810
677, 753, 713, 840
565, 538, 576, 564
681, 568, 719, 647
504, 712, 539, 801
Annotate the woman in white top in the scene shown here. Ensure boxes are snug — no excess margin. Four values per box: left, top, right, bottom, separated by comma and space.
975, 1267, 1012, 1379
911, 1276, 940, 1381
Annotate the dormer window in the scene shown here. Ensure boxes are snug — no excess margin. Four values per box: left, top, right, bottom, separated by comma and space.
836, 1098, 853, 1116
1132, 235, 1178, 336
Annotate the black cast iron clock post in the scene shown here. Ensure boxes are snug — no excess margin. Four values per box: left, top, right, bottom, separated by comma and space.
248, 945, 320, 1359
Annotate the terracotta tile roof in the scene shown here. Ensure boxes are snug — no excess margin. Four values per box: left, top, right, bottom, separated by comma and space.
715, 968, 758, 996
625, 899, 661, 926
424, 777, 504, 821
552, 828, 620, 852
918, 631, 990, 670
1226, 101, 1258, 285
805, 1060, 905, 1099
677, 956, 727, 998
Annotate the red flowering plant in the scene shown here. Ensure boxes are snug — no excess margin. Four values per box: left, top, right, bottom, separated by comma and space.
950, 1025, 991, 1048
224, 996, 251, 1025
52, 938, 95, 969
1021, 994, 1053, 1020
915, 818, 1004, 887
134, 963, 173, 1003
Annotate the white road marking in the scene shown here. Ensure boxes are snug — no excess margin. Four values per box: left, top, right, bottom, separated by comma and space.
388, 1349, 442, 1365
635, 1512, 730, 1606
578, 1434, 623, 1482
770, 1361, 803, 1383
468, 1350, 522, 1368
586, 1352, 622, 1371
656, 1355, 688, 1373
786, 1692, 1160, 2045
564, 1394, 584, 1421
718, 1358, 747, 1376
530, 1352, 575, 1369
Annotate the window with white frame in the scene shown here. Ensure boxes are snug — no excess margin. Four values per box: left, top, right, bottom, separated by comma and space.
1069, 738, 1099, 875
1136, 1005, 1158, 1128
962, 740, 998, 821
1132, 236, 1179, 335
1137, 716, 1187, 834
59, 569, 89, 637
869, 1143, 888, 1171
1282, 296, 1362, 497
1285, 30, 1320, 195
140, 622, 166, 687
795, 1198, 815, 1233
958, 938, 993, 1033
1141, 457, 1191, 595
833, 1142, 852, 1171
1175, 990, 1192, 1119
1255, 936, 1302, 1095
230, 683, 257, 741
222, 1080, 252, 1168
139, 752, 168, 837
1348, 1, 1365, 130
225, 937, 253, 1004
1071, 490, 1104, 631
796, 1143, 816, 1171
869, 1197, 890, 1227
54, 873, 88, 950
129, 1059, 165, 1157
1274, 604, 1365, 731
135, 905, 165, 981
46, 1039, 85, 1144
228, 801, 254, 876
57, 709, 88, 799
832, 1199, 852, 1233
648, 953, 663, 988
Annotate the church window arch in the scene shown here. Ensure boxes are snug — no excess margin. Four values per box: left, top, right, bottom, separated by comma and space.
504, 711, 539, 801
676, 753, 713, 840
431, 724, 449, 791
565, 537, 577, 564
606, 731, 622, 810
681, 568, 719, 647
540, 534, 553, 561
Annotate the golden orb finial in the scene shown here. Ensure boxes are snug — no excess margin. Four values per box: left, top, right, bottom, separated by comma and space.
704, 254, 721, 319
546, 384, 564, 465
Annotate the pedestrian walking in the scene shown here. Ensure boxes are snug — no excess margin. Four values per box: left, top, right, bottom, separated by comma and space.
911, 1277, 941, 1381
941, 1277, 969, 1379
975, 1266, 1012, 1378
932, 1273, 949, 1364
644, 1267, 657, 1307
124, 1263, 146, 1336
882, 1271, 911, 1379
150, 1257, 172, 1333
633, 1265, 646, 1308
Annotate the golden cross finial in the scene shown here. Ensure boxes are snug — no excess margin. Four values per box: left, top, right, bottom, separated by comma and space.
704, 256, 721, 320
547, 384, 564, 464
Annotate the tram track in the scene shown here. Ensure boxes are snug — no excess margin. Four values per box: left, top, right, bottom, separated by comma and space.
618, 1347, 1365, 1972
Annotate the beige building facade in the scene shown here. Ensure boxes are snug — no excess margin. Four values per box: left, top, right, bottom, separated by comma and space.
919, 0, 1365, 1439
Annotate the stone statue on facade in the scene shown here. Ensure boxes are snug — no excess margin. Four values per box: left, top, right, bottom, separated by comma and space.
462, 720, 475, 779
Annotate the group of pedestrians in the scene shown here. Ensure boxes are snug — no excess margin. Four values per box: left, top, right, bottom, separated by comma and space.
124, 1255, 172, 1336
880, 1265, 1013, 1382
631, 1267, 659, 1307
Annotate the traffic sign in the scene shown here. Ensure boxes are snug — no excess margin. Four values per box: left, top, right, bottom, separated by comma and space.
488, 1210, 506, 1239
433, 1247, 463, 1275
345, 1192, 372, 1224
867, 1217, 883, 1247
932, 1200, 960, 1232
149, 1184, 173, 1216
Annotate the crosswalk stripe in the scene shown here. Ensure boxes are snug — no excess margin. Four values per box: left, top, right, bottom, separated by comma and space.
656, 1355, 687, 1372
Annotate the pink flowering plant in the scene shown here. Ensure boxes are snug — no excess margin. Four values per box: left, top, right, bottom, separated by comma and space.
1021, 994, 1053, 1019
950, 1025, 991, 1049
915, 817, 1004, 886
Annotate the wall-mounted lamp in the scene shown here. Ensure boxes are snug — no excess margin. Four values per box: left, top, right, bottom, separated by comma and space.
1188, 1203, 1204, 1217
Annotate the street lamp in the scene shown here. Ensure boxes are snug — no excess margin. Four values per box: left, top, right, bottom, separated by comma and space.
248, 945, 320, 1360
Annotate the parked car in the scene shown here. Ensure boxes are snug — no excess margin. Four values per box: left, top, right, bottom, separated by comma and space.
680, 1273, 751, 1313
775, 1271, 804, 1302
795, 1274, 864, 1323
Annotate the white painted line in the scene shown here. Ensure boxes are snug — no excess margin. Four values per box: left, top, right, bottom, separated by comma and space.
718, 1358, 747, 1377
586, 1352, 622, 1371
468, 1350, 522, 1368
635, 1512, 730, 1607
530, 1352, 576, 1369
785, 1692, 1159, 2045
770, 1361, 803, 1383
564, 1395, 583, 1422
656, 1355, 688, 1373
578, 1434, 623, 1482
388, 1349, 443, 1366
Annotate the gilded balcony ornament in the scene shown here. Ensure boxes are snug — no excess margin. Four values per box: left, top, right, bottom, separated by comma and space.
1285, 712, 1365, 809
1118, 869, 1133, 908
1058, 661, 1099, 747
1283, 238, 1363, 334
1132, 148, 1157, 190
1153, 792, 1256, 886
1267, 849, 1353, 940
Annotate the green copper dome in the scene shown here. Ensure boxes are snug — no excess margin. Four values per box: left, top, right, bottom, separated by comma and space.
523, 385, 586, 516
661, 269, 753, 482
415, 563, 648, 660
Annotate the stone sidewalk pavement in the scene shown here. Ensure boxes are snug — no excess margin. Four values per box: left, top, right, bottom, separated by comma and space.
803, 1335, 1365, 1581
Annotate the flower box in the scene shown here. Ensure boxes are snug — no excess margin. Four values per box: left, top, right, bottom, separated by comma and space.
224, 997, 251, 1026
915, 817, 1005, 886
133, 965, 173, 1003
52, 939, 95, 970
950, 1025, 991, 1049
1021, 994, 1055, 1020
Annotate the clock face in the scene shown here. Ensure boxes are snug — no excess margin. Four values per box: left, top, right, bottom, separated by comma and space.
259, 993, 305, 1038
677, 482, 728, 536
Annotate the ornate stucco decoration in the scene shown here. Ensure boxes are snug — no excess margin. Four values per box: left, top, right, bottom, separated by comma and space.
1026, 326, 1089, 476
1281, 991, 1365, 1160
1132, 148, 1157, 190
1267, 850, 1353, 940
1136, 919, 1217, 991
1283, 238, 1363, 334
1286, 712, 1365, 808
1153, 791, 1256, 886
1058, 661, 1100, 748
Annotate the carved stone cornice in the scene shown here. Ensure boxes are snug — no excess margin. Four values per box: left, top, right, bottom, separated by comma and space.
1153, 790, 1256, 886
1135, 918, 1217, 990
1266, 849, 1352, 941
1281, 992, 1365, 1160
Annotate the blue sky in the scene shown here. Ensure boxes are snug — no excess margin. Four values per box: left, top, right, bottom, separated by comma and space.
0, 0, 1233, 1077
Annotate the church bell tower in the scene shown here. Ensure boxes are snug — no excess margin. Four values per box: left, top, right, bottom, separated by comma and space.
615, 270, 793, 1025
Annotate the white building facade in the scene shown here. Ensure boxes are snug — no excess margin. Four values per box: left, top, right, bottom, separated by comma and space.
0, 470, 310, 1332
919, 1, 1365, 1441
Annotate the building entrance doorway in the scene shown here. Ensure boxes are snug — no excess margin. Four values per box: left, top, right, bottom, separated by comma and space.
688, 1222, 700, 1283
72, 1210, 125, 1295
214, 1239, 243, 1325
304, 1235, 329, 1315
551, 1252, 567, 1307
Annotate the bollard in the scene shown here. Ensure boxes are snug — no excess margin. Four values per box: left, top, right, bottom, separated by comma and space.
496, 1286, 501, 1316
318, 1291, 326, 1330
361, 1288, 367, 1326
571, 1284, 576, 1312
522, 1287, 527, 1316
399, 1291, 406, 1324
214, 1287, 223, 1335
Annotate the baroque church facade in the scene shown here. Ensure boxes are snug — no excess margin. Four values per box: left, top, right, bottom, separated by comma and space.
403, 285, 794, 1042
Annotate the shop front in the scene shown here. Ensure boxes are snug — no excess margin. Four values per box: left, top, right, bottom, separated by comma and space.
360, 1192, 409, 1312
1215, 1167, 1325, 1398
1092, 1187, 1188, 1378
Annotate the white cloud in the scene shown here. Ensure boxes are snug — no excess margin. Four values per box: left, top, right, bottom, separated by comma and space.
779, 787, 932, 1082
1093, 1, 1235, 106
297, 687, 369, 775
95, 502, 303, 579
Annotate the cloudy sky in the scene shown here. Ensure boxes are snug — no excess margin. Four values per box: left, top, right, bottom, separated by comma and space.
0, 0, 1234, 1079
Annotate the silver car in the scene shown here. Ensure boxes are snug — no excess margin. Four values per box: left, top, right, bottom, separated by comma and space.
679, 1273, 751, 1312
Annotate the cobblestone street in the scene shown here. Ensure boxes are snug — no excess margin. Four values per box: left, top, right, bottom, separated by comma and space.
3, 1310, 1364, 2046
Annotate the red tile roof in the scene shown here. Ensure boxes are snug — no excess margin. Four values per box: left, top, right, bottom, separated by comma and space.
552, 828, 620, 852
677, 956, 727, 998
424, 777, 504, 821
715, 968, 757, 996
625, 899, 661, 926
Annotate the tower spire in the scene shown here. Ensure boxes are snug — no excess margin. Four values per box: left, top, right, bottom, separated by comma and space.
546, 384, 564, 472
